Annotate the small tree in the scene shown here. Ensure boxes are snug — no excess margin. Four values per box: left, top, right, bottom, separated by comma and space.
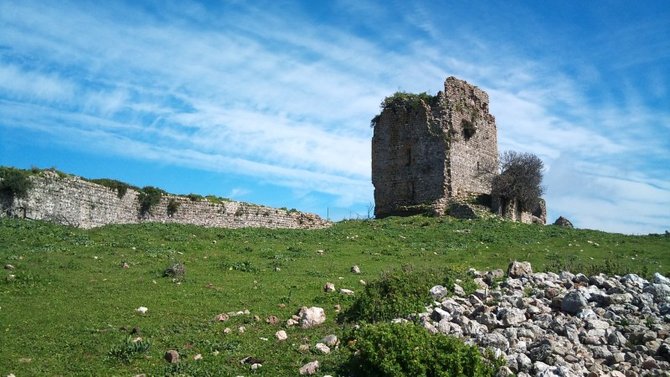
491, 151, 544, 211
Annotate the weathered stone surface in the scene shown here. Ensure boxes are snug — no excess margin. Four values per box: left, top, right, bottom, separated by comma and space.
430, 285, 448, 300
0, 171, 330, 229
413, 262, 670, 376
298, 307, 326, 329
508, 261, 533, 278
275, 330, 287, 341
299, 360, 319, 375
164, 350, 180, 364
561, 291, 589, 315
372, 77, 498, 218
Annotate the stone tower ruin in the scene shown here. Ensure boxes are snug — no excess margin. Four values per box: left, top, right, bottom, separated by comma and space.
372, 77, 498, 218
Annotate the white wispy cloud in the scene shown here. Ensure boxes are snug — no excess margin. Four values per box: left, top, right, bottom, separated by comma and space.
0, 0, 668, 232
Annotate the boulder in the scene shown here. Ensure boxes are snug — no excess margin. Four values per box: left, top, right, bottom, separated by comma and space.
298, 307, 326, 329
507, 261, 533, 278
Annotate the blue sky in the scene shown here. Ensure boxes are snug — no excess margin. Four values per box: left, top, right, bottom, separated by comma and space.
1, 1, 668, 234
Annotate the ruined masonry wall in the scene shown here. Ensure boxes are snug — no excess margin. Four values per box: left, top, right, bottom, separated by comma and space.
372, 76, 498, 218
444, 77, 498, 198
1, 172, 329, 229
371, 101, 446, 216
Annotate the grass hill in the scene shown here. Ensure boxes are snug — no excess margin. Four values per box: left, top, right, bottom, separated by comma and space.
1, 216, 668, 375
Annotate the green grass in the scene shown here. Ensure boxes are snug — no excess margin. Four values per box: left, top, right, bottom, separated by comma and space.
1, 216, 668, 375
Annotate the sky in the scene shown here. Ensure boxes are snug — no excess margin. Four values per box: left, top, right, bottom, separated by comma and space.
0, 1, 668, 234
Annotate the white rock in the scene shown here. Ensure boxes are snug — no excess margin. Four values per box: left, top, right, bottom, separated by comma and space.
430, 285, 448, 300
251, 363, 262, 370
323, 282, 336, 292
314, 343, 330, 354
340, 288, 354, 295
275, 330, 288, 341
299, 360, 319, 375
135, 306, 148, 314
653, 272, 670, 285
298, 307, 326, 329
507, 261, 533, 278
320, 334, 339, 347
351, 265, 361, 274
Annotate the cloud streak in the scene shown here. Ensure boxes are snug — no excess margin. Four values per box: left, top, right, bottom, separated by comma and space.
0, 0, 668, 232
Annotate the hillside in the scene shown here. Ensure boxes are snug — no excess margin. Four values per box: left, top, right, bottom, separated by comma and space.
1, 216, 669, 375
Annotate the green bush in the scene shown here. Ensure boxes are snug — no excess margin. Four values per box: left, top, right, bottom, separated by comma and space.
187, 193, 204, 202
344, 322, 500, 377
167, 199, 180, 216
371, 92, 436, 127
138, 186, 165, 215
0, 167, 33, 199
89, 178, 134, 199
340, 266, 469, 323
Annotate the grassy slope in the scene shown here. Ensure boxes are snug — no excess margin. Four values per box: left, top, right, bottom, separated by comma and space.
1, 216, 668, 376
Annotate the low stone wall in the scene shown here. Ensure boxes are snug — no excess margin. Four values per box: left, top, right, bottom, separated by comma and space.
0, 172, 330, 229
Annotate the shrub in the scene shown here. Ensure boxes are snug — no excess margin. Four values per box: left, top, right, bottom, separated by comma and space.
371, 92, 436, 127
343, 322, 501, 377
340, 266, 467, 323
491, 151, 544, 212
0, 167, 33, 199
187, 193, 204, 202
107, 336, 151, 364
89, 178, 134, 199
167, 199, 180, 216
138, 186, 165, 215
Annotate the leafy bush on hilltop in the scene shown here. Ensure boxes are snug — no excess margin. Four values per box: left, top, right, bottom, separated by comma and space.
0, 167, 33, 199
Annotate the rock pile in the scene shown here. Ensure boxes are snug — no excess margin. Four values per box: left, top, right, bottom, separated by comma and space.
418, 262, 670, 376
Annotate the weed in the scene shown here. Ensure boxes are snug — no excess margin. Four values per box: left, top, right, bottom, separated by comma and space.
107, 336, 151, 364
138, 186, 166, 215
167, 199, 180, 216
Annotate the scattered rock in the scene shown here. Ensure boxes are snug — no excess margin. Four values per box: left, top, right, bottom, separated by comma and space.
275, 330, 287, 341
321, 334, 339, 347
561, 291, 588, 315
340, 288, 354, 295
414, 262, 670, 376
430, 285, 448, 300
351, 265, 361, 274
298, 307, 326, 328
5, 264, 15, 270
251, 363, 262, 370
266, 315, 279, 325
507, 261, 533, 278
193, 353, 202, 361
241, 356, 263, 365
314, 343, 330, 354
164, 350, 180, 364
135, 306, 148, 315
215, 313, 229, 322
299, 360, 319, 375
121, 262, 130, 269
323, 282, 336, 292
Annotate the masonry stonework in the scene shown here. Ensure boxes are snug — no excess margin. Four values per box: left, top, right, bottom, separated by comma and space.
0, 172, 329, 229
372, 77, 498, 218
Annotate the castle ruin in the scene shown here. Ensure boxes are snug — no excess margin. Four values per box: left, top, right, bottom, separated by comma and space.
372, 76, 545, 224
